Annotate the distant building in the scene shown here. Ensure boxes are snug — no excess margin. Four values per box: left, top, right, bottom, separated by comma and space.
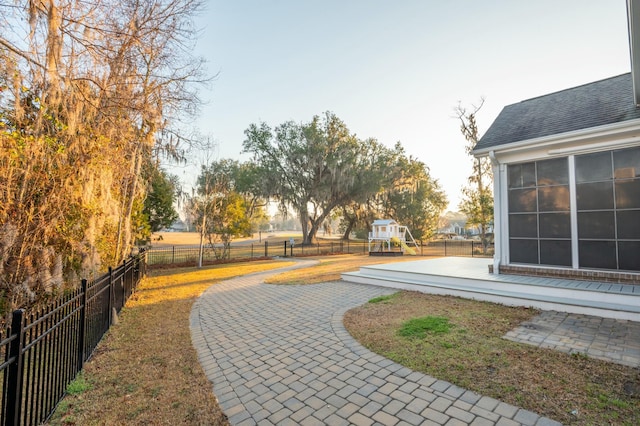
167, 219, 188, 232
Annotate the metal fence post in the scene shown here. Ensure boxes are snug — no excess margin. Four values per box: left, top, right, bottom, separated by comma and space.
143, 249, 148, 276
78, 279, 88, 370
6, 309, 25, 426
123, 260, 127, 305
108, 267, 114, 325
264, 241, 268, 257
284, 241, 287, 257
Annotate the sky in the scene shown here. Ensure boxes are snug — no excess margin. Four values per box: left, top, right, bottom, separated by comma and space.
175, 0, 633, 211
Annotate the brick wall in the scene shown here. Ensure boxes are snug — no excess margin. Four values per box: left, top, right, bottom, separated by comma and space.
487, 264, 640, 285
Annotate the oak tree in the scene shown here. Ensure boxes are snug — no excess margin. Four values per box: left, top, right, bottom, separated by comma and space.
243, 112, 363, 245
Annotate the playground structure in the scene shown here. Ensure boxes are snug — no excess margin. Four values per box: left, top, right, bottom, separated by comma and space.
368, 219, 419, 256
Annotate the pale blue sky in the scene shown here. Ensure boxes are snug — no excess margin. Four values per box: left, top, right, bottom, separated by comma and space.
183, 0, 632, 210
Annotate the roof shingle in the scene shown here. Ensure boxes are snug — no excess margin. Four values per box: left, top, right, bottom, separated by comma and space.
475, 73, 640, 152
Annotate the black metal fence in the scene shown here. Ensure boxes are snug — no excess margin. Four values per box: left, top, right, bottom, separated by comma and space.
423, 240, 494, 257
147, 239, 494, 266
0, 251, 147, 426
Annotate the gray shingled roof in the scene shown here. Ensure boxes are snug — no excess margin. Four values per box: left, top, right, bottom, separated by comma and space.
474, 73, 640, 152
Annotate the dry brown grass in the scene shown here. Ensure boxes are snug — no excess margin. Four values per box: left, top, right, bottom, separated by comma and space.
344, 291, 640, 425
264, 253, 422, 284
46, 253, 639, 425
149, 231, 303, 247
150, 231, 203, 246
47, 260, 294, 426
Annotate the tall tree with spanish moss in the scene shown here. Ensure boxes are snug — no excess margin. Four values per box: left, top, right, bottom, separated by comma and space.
243, 112, 364, 245
455, 99, 494, 253
0, 0, 209, 310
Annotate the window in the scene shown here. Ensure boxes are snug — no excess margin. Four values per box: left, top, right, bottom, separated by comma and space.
507, 158, 571, 267
506, 147, 640, 272
574, 147, 640, 271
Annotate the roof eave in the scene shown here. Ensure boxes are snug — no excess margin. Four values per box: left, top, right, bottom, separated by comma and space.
472, 118, 640, 158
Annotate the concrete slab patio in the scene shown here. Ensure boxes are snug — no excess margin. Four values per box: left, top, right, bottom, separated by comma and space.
190, 260, 563, 425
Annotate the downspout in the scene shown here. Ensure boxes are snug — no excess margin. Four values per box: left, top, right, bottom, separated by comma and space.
627, 0, 640, 106
488, 151, 502, 274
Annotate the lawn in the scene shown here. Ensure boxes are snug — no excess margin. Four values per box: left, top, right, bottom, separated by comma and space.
149, 231, 303, 247
264, 253, 422, 284
47, 260, 295, 426
344, 291, 640, 425
46, 254, 639, 425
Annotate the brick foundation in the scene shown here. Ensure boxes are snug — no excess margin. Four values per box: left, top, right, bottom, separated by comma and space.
487, 264, 640, 285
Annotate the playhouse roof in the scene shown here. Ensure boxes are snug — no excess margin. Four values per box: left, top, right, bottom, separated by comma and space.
372, 219, 397, 226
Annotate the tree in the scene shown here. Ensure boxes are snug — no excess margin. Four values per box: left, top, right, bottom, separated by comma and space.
338, 141, 403, 239
220, 160, 270, 236
455, 99, 494, 253
337, 142, 446, 242
383, 156, 448, 241
0, 0, 208, 309
204, 192, 252, 259
190, 159, 252, 264
243, 112, 365, 245
143, 165, 180, 233
243, 112, 448, 245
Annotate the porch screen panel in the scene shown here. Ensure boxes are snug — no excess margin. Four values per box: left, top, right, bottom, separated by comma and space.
575, 146, 640, 271
614, 147, 640, 271
507, 157, 570, 266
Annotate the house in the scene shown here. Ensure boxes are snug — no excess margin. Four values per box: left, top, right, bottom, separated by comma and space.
472, 2, 640, 283
343, 2, 640, 321
167, 219, 189, 232
437, 211, 468, 236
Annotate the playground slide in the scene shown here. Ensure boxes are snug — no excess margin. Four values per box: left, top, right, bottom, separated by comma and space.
390, 237, 416, 255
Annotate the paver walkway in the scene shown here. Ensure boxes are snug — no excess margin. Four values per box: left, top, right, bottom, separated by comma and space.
504, 310, 640, 367
191, 260, 561, 425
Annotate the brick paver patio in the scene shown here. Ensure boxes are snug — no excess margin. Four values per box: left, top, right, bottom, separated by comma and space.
190, 260, 560, 425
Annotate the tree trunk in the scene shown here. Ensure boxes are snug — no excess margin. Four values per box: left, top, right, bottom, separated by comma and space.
198, 212, 206, 268
341, 220, 355, 240
476, 158, 489, 255
306, 221, 320, 245
305, 209, 332, 245
299, 209, 311, 245
115, 146, 143, 263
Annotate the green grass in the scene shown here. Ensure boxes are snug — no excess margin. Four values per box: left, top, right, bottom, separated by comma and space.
344, 291, 640, 425
368, 293, 397, 304
398, 316, 452, 338
66, 373, 91, 395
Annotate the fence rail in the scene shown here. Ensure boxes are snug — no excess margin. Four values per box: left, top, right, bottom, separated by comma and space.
0, 251, 147, 426
147, 239, 494, 266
